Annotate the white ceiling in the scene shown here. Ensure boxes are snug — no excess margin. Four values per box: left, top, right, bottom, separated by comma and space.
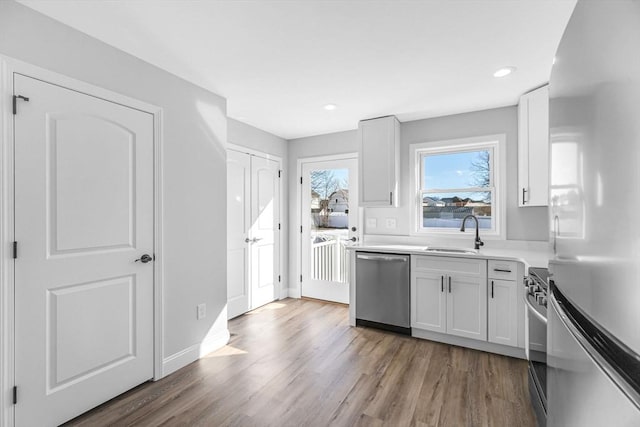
19, 0, 576, 140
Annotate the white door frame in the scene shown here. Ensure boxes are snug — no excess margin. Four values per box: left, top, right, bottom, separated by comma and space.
295, 153, 360, 300
0, 55, 164, 427
227, 143, 285, 301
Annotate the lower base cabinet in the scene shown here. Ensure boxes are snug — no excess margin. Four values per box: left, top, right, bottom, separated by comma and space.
488, 278, 518, 347
412, 271, 446, 333
412, 255, 522, 351
411, 255, 487, 341
447, 274, 487, 340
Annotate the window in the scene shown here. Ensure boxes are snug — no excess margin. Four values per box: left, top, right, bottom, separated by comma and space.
411, 135, 504, 237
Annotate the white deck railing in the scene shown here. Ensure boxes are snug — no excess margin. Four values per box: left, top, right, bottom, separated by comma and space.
311, 239, 348, 283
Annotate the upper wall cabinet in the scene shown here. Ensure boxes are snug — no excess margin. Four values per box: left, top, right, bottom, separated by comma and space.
518, 85, 549, 207
358, 116, 400, 207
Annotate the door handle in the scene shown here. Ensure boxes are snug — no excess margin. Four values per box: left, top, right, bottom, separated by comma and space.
252, 237, 263, 243
135, 254, 153, 263
344, 237, 357, 242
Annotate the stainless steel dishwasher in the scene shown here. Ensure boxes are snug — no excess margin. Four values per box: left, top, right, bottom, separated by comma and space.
355, 252, 410, 335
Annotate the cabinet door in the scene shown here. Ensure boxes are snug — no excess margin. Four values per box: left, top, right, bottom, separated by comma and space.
411, 271, 446, 333
518, 85, 549, 207
517, 95, 530, 206
446, 274, 487, 340
358, 116, 398, 206
488, 279, 518, 347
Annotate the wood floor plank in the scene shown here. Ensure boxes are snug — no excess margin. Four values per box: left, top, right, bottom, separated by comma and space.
64, 298, 536, 427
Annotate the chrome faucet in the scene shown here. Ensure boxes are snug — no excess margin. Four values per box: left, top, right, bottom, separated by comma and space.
460, 215, 484, 250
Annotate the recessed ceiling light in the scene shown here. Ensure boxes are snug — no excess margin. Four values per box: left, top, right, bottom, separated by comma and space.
493, 66, 516, 78
324, 104, 337, 111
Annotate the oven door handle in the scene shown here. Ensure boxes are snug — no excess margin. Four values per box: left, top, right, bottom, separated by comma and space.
525, 295, 547, 324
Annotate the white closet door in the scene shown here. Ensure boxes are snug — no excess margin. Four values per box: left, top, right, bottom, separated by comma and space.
250, 156, 280, 309
226, 150, 251, 319
227, 151, 280, 316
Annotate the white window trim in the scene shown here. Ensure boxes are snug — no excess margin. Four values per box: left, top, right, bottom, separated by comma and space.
409, 134, 506, 239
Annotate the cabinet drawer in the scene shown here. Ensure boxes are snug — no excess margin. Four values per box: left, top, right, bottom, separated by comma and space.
413, 255, 485, 276
488, 260, 519, 281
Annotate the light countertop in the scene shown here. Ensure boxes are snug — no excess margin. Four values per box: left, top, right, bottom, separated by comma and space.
347, 243, 549, 270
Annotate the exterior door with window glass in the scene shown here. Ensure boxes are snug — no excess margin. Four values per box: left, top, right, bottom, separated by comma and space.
301, 158, 358, 303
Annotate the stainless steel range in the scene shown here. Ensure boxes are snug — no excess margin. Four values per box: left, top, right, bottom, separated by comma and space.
524, 267, 548, 426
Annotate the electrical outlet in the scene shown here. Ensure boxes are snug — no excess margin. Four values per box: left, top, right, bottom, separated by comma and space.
366, 218, 377, 228
197, 303, 206, 320
385, 218, 397, 229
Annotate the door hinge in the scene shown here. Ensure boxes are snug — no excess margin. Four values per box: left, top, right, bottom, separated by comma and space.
278, 170, 282, 178
300, 274, 303, 283
300, 226, 303, 233
12, 95, 29, 115
300, 177, 303, 184
12, 241, 17, 259
278, 223, 281, 230
278, 275, 281, 282
12, 386, 17, 405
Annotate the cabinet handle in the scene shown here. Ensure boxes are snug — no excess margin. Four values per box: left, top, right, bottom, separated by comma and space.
448, 276, 451, 293
441, 275, 444, 292
493, 268, 512, 273
491, 280, 494, 298
389, 192, 393, 205
522, 188, 527, 205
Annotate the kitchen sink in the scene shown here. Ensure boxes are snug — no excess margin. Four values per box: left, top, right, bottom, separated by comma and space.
423, 247, 478, 255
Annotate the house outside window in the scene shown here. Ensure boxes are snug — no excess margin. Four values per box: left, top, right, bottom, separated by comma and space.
411, 135, 505, 238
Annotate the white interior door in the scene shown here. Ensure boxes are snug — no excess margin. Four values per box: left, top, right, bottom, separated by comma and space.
301, 157, 358, 304
226, 150, 251, 319
227, 150, 280, 315
249, 156, 280, 309
13, 74, 154, 426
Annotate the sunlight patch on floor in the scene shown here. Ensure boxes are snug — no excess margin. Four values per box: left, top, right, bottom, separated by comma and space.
248, 302, 287, 314
204, 345, 248, 358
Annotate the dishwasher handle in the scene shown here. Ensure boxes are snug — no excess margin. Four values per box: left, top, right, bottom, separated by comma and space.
356, 254, 408, 262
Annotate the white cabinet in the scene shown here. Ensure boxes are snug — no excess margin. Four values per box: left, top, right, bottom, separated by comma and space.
518, 85, 549, 207
487, 260, 519, 347
412, 270, 446, 333
447, 274, 487, 340
358, 115, 399, 206
411, 255, 487, 341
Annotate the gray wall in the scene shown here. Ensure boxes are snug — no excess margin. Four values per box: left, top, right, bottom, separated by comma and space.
288, 108, 548, 288
228, 118, 288, 159
227, 118, 289, 289
0, 1, 229, 367
366, 106, 548, 240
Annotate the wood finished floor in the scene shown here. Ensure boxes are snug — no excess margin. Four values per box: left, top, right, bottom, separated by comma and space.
65, 298, 536, 427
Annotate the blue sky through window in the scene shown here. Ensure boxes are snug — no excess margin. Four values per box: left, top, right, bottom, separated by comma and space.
332, 168, 348, 185
423, 150, 488, 189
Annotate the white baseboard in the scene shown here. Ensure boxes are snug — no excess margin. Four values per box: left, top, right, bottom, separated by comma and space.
287, 287, 301, 298
161, 328, 230, 377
